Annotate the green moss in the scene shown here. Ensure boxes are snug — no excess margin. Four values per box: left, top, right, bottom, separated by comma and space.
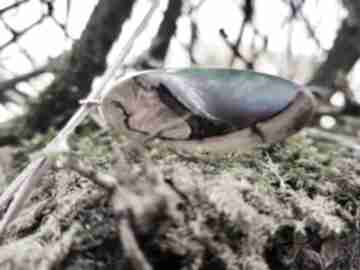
11, 128, 58, 177
9, 127, 345, 200
71, 130, 113, 170
10, 125, 111, 181
174, 135, 342, 196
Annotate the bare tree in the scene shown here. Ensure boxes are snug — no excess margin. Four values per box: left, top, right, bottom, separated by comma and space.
2, 1, 360, 270
137, 0, 183, 68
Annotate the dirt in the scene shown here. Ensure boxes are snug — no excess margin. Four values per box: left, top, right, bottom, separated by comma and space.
0, 129, 359, 270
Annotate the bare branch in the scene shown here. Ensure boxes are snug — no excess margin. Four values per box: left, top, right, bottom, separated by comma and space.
177, 1, 203, 64
16, 43, 37, 68
309, 1, 360, 98
229, 0, 254, 66
137, 0, 183, 68
0, 65, 48, 93
219, 28, 253, 69
282, 0, 324, 50
151, 0, 183, 62
188, 20, 199, 64
0, 14, 47, 51
0, 0, 29, 16
0, 0, 160, 238
24, 0, 137, 133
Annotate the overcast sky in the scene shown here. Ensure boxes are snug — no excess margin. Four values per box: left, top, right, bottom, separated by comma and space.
0, 0, 345, 71
0, 0, 347, 121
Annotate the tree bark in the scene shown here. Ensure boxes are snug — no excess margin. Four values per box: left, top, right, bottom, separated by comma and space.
309, 0, 360, 98
138, 0, 183, 68
24, 0, 135, 134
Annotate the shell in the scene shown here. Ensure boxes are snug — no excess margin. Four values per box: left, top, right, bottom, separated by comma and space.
140, 69, 300, 129
100, 68, 313, 151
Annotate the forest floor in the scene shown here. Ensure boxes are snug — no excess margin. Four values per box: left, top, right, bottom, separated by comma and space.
0, 127, 359, 270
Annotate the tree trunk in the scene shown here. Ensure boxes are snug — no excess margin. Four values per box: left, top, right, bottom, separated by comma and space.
309, 0, 360, 98
138, 0, 183, 68
25, 0, 135, 134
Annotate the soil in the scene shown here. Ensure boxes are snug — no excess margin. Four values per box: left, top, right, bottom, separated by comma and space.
0, 129, 359, 270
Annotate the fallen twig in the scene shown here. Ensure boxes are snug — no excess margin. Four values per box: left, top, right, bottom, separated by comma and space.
0, 0, 160, 237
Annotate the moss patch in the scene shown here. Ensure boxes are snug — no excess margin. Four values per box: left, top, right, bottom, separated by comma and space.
2, 131, 360, 270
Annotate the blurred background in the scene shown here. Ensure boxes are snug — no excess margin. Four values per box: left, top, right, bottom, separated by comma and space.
0, 0, 359, 144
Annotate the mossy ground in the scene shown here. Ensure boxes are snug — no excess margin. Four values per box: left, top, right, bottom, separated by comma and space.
0, 128, 359, 270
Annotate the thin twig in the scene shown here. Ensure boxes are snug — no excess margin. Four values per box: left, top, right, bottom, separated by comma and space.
219, 28, 251, 66
0, 0, 160, 237
0, 65, 48, 93
64, 156, 117, 190
281, 0, 324, 51
0, 15, 47, 51
0, 156, 49, 236
0, 157, 41, 210
0, 0, 29, 16
229, 0, 253, 66
16, 43, 38, 68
